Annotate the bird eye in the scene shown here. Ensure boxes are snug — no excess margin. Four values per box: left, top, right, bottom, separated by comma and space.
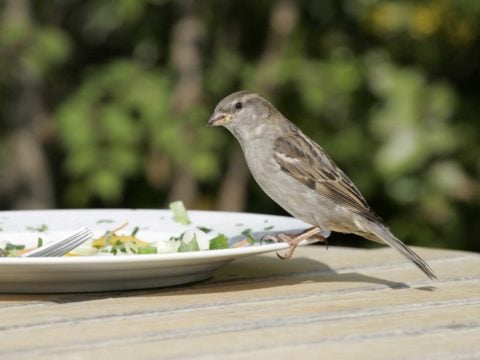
234, 102, 243, 110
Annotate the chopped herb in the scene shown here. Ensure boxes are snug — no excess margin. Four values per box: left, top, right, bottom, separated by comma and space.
209, 234, 229, 250
131, 226, 139, 236
263, 225, 274, 230
240, 228, 256, 245
241, 229, 252, 236
197, 226, 212, 233
245, 234, 256, 245
5, 243, 25, 251
0, 241, 30, 256
37, 237, 43, 248
137, 246, 157, 254
178, 237, 200, 252
26, 224, 48, 232
169, 234, 182, 242
97, 219, 114, 224
169, 201, 191, 225
113, 245, 126, 255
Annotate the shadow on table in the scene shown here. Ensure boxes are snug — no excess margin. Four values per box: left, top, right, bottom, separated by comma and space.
193, 255, 412, 291
0, 255, 435, 304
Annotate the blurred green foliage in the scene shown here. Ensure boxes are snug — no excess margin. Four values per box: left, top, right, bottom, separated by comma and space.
0, 0, 479, 251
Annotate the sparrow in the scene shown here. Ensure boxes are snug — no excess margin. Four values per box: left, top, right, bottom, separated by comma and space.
208, 90, 436, 279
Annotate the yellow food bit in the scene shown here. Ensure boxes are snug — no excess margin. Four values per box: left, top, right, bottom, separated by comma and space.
92, 235, 149, 249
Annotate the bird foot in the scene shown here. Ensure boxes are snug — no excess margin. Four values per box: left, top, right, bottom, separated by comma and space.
261, 227, 326, 260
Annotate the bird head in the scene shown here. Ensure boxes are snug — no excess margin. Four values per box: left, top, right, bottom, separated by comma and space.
208, 91, 278, 139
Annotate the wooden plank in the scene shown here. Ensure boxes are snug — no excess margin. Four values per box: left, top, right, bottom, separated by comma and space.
1, 295, 479, 358
0, 246, 478, 359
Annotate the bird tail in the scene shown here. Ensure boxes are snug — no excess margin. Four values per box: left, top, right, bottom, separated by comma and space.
363, 222, 437, 280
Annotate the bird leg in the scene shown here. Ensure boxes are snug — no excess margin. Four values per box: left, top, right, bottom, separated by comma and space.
262, 227, 326, 260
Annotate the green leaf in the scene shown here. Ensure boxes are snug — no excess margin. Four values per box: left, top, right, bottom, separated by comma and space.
27, 224, 48, 232
209, 234, 229, 250
245, 234, 256, 245
5, 243, 25, 251
241, 229, 252, 236
169, 201, 191, 225
177, 238, 200, 252
131, 226, 139, 236
197, 226, 212, 233
137, 246, 157, 254
241, 228, 256, 244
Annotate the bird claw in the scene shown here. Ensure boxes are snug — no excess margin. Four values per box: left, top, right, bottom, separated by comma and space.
276, 246, 297, 260
261, 227, 327, 260
261, 233, 296, 260
309, 234, 329, 249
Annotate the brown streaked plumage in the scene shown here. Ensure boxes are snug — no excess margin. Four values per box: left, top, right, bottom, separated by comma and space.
208, 90, 436, 280
274, 128, 384, 224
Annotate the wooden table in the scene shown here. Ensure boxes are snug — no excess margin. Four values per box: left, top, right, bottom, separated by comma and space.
0, 246, 479, 359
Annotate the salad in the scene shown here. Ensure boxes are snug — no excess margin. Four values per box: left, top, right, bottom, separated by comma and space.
0, 201, 257, 257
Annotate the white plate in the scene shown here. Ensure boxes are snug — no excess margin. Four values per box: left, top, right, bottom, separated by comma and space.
0, 209, 330, 293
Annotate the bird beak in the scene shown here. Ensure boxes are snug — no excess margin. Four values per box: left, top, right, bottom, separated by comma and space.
208, 112, 231, 127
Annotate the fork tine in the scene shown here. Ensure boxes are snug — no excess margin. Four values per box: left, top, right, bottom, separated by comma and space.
23, 228, 93, 257
45, 231, 90, 252
46, 235, 91, 256
28, 232, 85, 256
43, 231, 92, 256
33, 238, 89, 257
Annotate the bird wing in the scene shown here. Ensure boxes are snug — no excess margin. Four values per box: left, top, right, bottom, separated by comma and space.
273, 127, 383, 223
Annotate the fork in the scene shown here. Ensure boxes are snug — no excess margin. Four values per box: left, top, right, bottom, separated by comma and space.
21, 227, 93, 257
